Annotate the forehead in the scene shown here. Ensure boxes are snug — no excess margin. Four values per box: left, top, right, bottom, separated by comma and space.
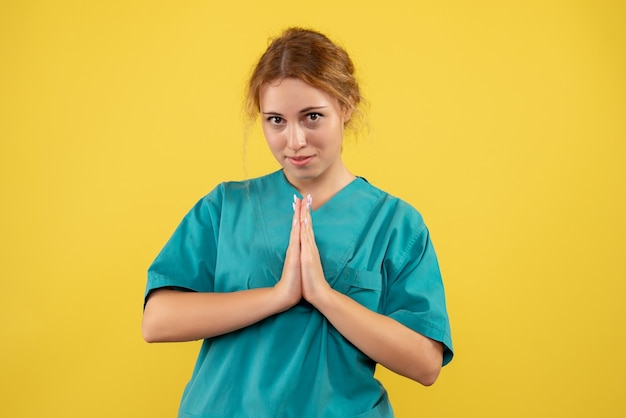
259, 78, 338, 111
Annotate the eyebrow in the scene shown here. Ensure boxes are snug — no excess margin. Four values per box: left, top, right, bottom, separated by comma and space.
262, 106, 328, 116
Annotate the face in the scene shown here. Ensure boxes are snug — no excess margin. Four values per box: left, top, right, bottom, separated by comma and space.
259, 78, 351, 190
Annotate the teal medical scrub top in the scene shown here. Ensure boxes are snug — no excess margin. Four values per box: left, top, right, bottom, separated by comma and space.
146, 170, 453, 418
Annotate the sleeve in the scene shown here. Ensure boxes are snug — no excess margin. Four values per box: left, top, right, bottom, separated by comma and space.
384, 220, 454, 366
144, 186, 223, 307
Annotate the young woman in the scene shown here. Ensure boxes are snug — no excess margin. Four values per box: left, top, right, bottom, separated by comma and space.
143, 27, 453, 418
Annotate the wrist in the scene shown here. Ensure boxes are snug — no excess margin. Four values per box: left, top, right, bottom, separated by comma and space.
272, 281, 300, 312
305, 283, 335, 312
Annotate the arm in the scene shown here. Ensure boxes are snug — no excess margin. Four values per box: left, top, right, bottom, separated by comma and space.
142, 286, 296, 343
142, 200, 303, 343
309, 289, 443, 386
297, 198, 444, 386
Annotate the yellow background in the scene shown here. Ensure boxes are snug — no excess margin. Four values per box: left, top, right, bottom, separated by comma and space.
1, 1, 625, 416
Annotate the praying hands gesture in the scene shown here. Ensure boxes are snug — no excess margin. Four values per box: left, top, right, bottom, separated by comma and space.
275, 195, 331, 309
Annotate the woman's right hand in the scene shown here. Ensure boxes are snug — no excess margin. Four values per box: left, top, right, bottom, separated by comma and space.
143, 199, 306, 343
274, 196, 303, 309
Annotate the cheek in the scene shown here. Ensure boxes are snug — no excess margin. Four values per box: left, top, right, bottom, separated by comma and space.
262, 129, 283, 152
321, 124, 344, 147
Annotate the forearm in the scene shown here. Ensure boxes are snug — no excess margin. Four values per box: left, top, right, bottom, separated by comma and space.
313, 290, 444, 386
142, 287, 293, 343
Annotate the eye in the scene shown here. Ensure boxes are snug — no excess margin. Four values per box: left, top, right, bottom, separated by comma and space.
305, 112, 323, 123
266, 116, 284, 125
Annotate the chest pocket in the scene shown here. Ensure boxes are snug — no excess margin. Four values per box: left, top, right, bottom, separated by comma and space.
334, 267, 383, 312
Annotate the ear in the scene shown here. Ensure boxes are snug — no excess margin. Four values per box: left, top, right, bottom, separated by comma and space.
342, 101, 354, 126
343, 108, 353, 124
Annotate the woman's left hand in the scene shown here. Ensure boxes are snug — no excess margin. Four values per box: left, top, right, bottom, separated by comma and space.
293, 196, 444, 386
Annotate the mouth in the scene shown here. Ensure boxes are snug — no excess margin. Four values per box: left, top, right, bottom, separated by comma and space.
287, 156, 314, 167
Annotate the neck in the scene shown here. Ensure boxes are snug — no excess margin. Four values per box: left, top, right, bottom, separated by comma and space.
287, 166, 355, 210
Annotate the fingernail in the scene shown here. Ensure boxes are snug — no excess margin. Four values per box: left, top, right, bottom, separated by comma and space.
292, 202, 296, 212
293, 194, 298, 203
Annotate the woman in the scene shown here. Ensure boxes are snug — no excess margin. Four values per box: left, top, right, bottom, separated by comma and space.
143, 27, 453, 418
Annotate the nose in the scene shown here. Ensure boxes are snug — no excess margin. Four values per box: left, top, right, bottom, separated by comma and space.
287, 124, 306, 150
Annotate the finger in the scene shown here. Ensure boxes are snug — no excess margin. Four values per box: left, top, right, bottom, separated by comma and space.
300, 194, 312, 228
300, 195, 317, 250
284, 197, 302, 275
291, 195, 301, 241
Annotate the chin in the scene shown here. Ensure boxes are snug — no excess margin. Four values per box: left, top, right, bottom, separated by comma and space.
284, 168, 320, 183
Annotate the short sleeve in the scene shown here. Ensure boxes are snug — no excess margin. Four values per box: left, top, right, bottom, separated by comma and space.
384, 224, 454, 366
144, 186, 222, 307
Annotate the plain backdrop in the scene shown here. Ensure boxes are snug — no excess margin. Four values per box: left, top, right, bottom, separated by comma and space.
1, 1, 625, 417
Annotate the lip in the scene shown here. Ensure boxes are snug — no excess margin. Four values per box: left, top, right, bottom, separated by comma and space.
287, 156, 314, 167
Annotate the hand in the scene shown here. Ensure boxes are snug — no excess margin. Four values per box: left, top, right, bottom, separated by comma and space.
274, 196, 303, 309
298, 195, 332, 306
